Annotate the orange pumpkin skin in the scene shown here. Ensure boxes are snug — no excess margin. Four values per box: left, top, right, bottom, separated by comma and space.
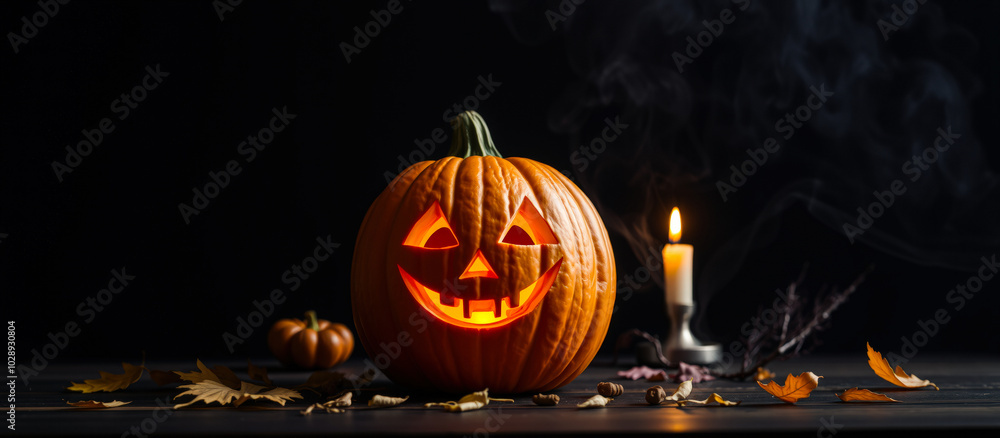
267, 311, 354, 369
351, 136, 616, 393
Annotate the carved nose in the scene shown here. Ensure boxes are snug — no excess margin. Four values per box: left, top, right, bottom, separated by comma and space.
459, 250, 498, 279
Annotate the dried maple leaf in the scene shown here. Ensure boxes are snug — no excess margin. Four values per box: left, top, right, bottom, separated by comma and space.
174, 359, 223, 385
757, 372, 822, 403
236, 386, 302, 407
67, 362, 145, 393
173, 379, 302, 409
172, 359, 245, 390
617, 366, 667, 381
866, 343, 938, 390
67, 400, 132, 408
677, 393, 740, 407
668, 362, 716, 383
425, 389, 514, 412
836, 387, 899, 402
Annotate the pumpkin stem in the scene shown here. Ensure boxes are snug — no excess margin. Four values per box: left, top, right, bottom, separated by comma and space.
447, 111, 503, 158
304, 310, 320, 332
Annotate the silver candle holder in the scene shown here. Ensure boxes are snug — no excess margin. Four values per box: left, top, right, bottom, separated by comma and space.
664, 303, 721, 365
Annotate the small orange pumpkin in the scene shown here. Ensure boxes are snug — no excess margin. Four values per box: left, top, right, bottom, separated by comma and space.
267, 310, 354, 369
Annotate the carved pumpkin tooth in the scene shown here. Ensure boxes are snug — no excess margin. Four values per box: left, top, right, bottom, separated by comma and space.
494, 298, 502, 317
463, 298, 471, 319
440, 292, 455, 307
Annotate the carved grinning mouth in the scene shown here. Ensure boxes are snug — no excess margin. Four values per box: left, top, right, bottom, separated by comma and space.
397, 259, 563, 329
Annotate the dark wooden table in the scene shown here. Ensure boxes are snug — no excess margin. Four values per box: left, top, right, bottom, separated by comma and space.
12, 354, 1000, 436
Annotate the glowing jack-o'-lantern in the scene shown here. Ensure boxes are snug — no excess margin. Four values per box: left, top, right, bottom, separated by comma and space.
351, 111, 616, 394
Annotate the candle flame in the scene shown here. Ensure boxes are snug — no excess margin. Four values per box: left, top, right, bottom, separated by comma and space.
669, 207, 682, 243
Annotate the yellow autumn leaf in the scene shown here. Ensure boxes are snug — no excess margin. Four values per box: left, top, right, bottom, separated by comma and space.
676, 393, 740, 407
425, 388, 514, 412
173, 379, 301, 409
236, 386, 303, 407
174, 359, 241, 389
866, 343, 938, 390
67, 400, 132, 408
836, 387, 899, 402
67, 362, 145, 393
174, 359, 221, 385
757, 371, 822, 403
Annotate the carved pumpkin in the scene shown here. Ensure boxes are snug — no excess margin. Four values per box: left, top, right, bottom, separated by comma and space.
351, 111, 615, 394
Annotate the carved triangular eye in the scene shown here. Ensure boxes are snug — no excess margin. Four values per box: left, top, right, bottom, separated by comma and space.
403, 201, 459, 249
498, 197, 558, 245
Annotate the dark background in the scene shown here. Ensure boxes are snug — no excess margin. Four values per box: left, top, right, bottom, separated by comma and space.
2, 0, 998, 370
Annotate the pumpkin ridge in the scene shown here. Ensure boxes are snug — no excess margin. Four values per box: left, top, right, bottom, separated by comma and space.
397, 157, 461, 387
499, 157, 577, 390
495, 157, 553, 390
521, 158, 611, 389
428, 156, 468, 388
531, 160, 592, 389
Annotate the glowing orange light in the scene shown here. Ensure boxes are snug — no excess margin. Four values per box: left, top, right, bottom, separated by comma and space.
499, 197, 559, 245
669, 207, 682, 243
403, 201, 459, 249
398, 259, 562, 329
459, 250, 499, 279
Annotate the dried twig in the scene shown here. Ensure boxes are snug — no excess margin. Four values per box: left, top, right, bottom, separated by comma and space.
712, 264, 872, 380
612, 329, 672, 367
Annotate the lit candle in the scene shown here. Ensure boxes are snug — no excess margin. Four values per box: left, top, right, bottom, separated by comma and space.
662, 207, 693, 305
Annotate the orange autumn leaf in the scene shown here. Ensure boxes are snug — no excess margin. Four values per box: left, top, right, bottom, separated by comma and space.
67, 362, 145, 393
757, 372, 822, 403
866, 343, 938, 390
67, 400, 132, 408
754, 367, 775, 382
836, 387, 899, 402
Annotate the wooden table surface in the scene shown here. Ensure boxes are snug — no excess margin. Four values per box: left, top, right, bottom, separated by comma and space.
12, 353, 1000, 436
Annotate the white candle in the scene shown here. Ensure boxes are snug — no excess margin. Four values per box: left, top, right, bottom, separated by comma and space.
662, 207, 693, 305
